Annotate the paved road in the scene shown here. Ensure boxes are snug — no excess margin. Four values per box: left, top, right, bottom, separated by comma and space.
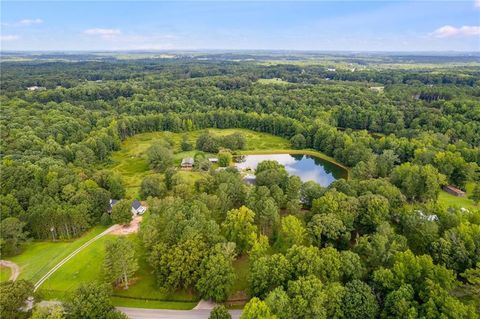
34, 225, 117, 291
118, 307, 242, 319
0, 260, 20, 281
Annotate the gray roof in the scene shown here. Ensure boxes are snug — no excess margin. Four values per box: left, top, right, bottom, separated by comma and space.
243, 175, 256, 185
132, 200, 142, 210
181, 157, 194, 165
108, 199, 119, 212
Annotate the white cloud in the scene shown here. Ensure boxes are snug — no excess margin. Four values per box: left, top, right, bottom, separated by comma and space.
17, 18, 43, 26
431, 25, 480, 38
83, 28, 122, 37
2, 18, 43, 27
475, 0, 480, 8
0, 35, 20, 41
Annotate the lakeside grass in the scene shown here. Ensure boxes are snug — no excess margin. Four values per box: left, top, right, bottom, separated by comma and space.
8, 226, 107, 284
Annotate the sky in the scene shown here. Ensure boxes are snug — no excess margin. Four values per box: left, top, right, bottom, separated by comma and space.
1, 1, 479, 52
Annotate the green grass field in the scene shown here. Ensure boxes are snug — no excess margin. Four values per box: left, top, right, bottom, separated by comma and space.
438, 182, 478, 210
232, 255, 249, 294
37, 233, 199, 309
39, 234, 113, 299
0, 266, 11, 282
8, 226, 107, 284
256, 78, 290, 85
111, 297, 197, 310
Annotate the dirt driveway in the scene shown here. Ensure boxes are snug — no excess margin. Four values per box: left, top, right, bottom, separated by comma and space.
110, 216, 143, 235
0, 260, 20, 281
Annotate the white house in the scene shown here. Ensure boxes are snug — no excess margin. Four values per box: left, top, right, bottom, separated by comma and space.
27, 86, 46, 91
131, 200, 147, 215
243, 174, 256, 185
108, 199, 119, 212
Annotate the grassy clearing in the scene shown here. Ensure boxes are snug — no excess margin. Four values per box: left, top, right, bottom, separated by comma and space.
232, 255, 249, 294
256, 78, 290, 85
438, 182, 478, 210
0, 266, 11, 282
8, 226, 107, 284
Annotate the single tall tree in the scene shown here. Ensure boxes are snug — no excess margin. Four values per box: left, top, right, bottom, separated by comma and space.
110, 200, 132, 225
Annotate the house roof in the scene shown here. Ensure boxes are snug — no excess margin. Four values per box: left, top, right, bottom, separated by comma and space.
181, 157, 194, 165
443, 185, 465, 194
243, 174, 256, 185
108, 199, 119, 211
132, 200, 142, 210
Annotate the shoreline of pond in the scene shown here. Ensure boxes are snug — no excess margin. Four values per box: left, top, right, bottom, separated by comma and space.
234, 149, 350, 181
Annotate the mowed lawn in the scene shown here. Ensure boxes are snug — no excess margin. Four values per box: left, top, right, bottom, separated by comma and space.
0, 267, 11, 282
39, 233, 114, 299
438, 182, 478, 210
38, 233, 199, 309
8, 226, 107, 284
105, 128, 292, 197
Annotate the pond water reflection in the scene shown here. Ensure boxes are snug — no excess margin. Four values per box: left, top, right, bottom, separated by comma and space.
235, 154, 347, 187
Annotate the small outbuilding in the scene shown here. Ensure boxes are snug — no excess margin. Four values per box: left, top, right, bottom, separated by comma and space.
442, 185, 466, 197
208, 157, 219, 163
181, 157, 194, 170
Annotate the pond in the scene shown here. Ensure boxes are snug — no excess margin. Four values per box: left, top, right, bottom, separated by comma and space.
235, 153, 347, 187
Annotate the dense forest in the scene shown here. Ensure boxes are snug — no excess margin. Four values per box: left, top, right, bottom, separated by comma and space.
1, 53, 479, 319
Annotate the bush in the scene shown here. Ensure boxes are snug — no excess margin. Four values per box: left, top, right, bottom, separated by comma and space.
209, 305, 231, 319
290, 134, 306, 149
